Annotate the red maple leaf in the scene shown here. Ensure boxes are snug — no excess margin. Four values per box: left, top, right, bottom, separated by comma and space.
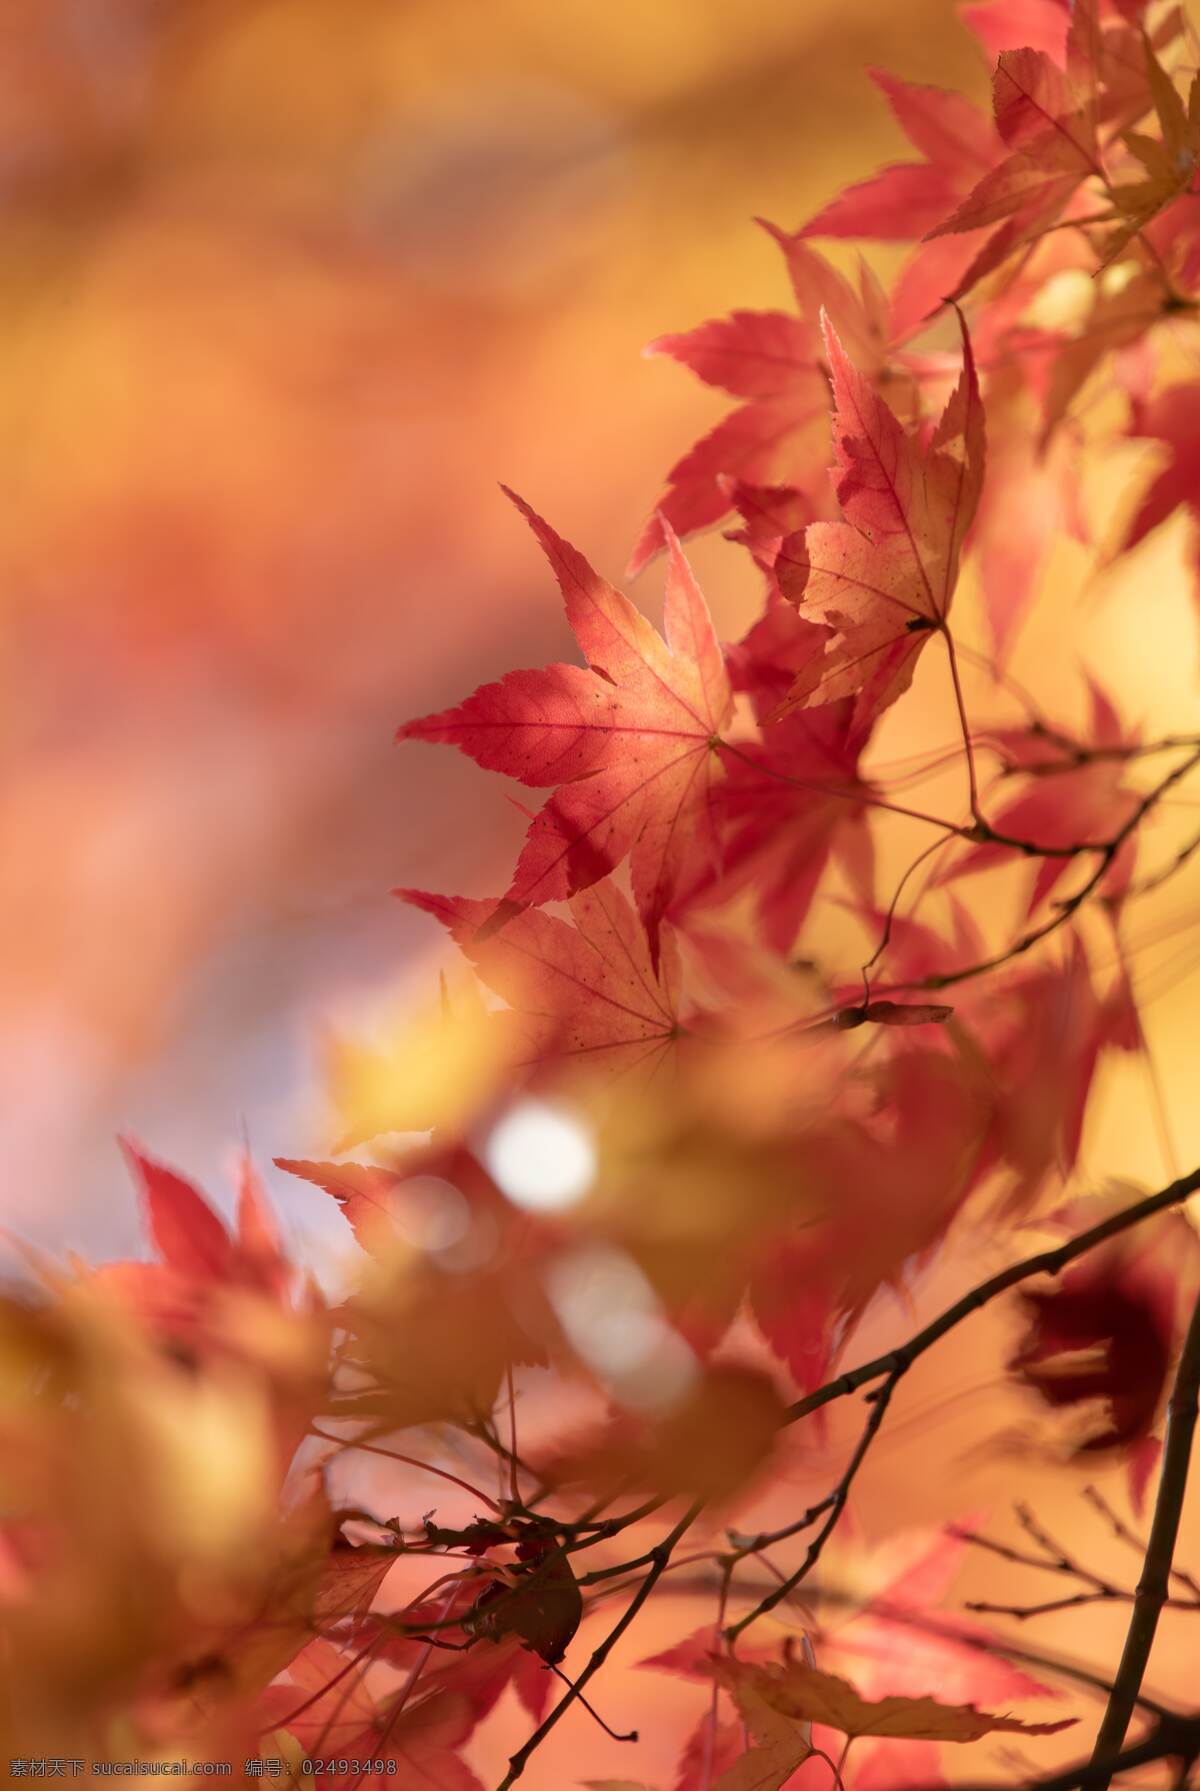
797, 70, 1002, 340
396, 881, 683, 1077
399, 493, 731, 964
927, 6, 1188, 293
705, 717, 874, 955
276, 1144, 513, 1258
801, 73, 997, 243
961, 0, 1071, 62
818, 1528, 1062, 1708
977, 935, 1131, 1209
968, 406, 1087, 657
750, 1049, 989, 1390
101, 1141, 298, 1325
628, 238, 897, 573
922, 41, 1101, 291
775, 313, 984, 723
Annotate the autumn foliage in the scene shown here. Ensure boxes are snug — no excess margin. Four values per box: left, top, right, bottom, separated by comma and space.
10, 2, 1200, 1787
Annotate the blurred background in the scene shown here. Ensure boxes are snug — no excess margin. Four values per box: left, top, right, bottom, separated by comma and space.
0, 0, 986, 1261
3, 0, 1198, 1268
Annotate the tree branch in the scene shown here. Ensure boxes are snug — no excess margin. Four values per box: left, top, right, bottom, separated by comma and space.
1088, 1289, 1200, 1785
782, 1165, 1200, 1430
723, 1168, 1200, 1640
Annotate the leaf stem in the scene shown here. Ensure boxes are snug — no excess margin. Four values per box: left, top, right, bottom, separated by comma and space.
940, 624, 982, 824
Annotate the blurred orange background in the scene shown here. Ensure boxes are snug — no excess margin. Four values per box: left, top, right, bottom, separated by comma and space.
0, 0, 981, 1260
4, 0, 1198, 1268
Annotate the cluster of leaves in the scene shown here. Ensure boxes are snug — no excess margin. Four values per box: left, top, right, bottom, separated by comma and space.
7, 1, 1200, 1786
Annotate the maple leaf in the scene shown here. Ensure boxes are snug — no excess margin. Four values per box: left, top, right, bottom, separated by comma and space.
708, 1681, 812, 1791
748, 1048, 988, 1390
464, 1539, 583, 1665
120, 1138, 238, 1284
818, 1527, 1062, 1708
1119, 380, 1200, 567
696, 709, 875, 953
670, 1717, 747, 1791
380, 1689, 489, 1789
983, 939, 1126, 1209
452, 1633, 554, 1724
802, 73, 997, 243
675, 594, 876, 952
265, 1647, 486, 1789
923, 39, 1101, 262
399, 494, 731, 964
812, 906, 1125, 1215
774, 314, 984, 722
326, 1181, 562, 1429
582, 1782, 660, 1791
259, 1637, 379, 1757
797, 71, 1003, 337
628, 239, 896, 573
274, 1155, 410, 1253
968, 399, 1087, 656
712, 1659, 1075, 1744
98, 1143, 318, 1409
396, 882, 683, 1076
171, 1489, 382, 1703
1011, 1264, 1173, 1453
838, 901, 1129, 1217
641, 1625, 776, 1683
321, 965, 508, 1149
276, 1143, 543, 1271
311, 1531, 399, 1629
1095, 38, 1200, 264
960, 0, 1071, 62
257, 1518, 398, 1655
1007, 1197, 1200, 1456
929, 9, 1191, 293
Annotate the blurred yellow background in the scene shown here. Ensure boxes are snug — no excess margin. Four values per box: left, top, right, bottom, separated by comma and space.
2, 0, 1197, 1266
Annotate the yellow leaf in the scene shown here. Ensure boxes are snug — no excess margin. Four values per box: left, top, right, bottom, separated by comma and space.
326, 972, 508, 1148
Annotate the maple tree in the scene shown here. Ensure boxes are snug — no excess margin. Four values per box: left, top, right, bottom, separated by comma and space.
9, 2, 1200, 1788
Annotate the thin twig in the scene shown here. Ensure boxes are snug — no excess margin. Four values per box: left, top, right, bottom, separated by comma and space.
918, 748, 1200, 993
1084, 1485, 1200, 1602
728, 1386, 894, 1637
